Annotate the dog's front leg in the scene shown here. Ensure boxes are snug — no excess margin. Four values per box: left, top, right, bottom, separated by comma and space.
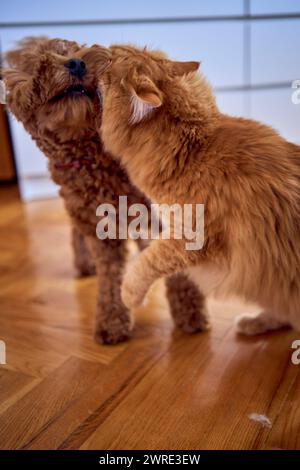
72, 226, 96, 277
166, 273, 210, 333
87, 237, 132, 344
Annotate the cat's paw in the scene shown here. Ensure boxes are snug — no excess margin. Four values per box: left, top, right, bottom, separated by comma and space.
121, 278, 146, 309
235, 313, 264, 335
235, 312, 285, 335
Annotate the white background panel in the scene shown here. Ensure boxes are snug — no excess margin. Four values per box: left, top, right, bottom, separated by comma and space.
250, 20, 300, 84
1, 1, 299, 200
215, 91, 246, 117
8, 116, 57, 200
1, 0, 244, 22
250, 0, 300, 14
8, 116, 47, 177
250, 88, 300, 143
1, 20, 244, 200
20, 177, 58, 201
1, 21, 244, 88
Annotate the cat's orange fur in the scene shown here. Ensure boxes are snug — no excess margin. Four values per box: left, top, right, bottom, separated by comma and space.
95, 44, 300, 335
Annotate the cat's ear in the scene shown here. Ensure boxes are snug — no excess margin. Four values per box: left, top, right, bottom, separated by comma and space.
122, 76, 162, 124
169, 60, 200, 76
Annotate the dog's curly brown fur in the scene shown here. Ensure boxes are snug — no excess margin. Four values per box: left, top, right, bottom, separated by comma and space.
3, 37, 208, 343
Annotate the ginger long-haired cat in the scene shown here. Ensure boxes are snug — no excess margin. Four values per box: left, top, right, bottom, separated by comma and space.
95, 44, 300, 335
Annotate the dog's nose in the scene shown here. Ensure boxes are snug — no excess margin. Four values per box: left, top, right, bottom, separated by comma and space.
64, 58, 86, 78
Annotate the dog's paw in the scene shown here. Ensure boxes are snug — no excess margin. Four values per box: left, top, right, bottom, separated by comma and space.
94, 315, 133, 345
95, 327, 131, 345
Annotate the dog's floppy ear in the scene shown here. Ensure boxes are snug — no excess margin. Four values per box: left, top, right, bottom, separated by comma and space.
2, 68, 34, 118
5, 36, 49, 68
122, 75, 162, 125
169, 60, 200, 76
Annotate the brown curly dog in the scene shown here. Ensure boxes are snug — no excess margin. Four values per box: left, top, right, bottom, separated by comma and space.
3, 37, 209, 344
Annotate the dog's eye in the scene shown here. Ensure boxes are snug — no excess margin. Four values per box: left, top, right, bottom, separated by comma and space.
56, 42, 67, 54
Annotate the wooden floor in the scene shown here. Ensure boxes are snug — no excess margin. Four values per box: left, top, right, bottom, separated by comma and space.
0, 186, 299, 450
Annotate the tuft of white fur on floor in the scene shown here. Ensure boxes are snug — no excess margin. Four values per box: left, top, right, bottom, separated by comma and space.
248, 413, 272, 428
